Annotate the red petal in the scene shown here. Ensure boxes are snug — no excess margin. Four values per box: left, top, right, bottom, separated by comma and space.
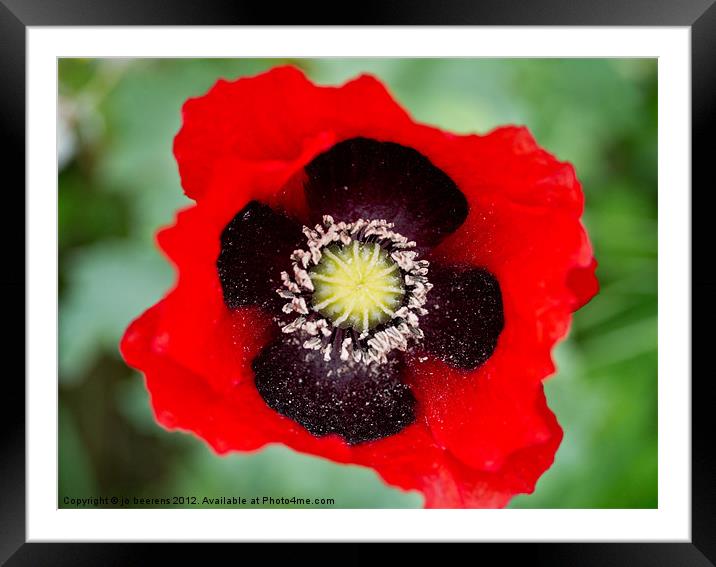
121, 300, 561, 507
174, 66, 413, 201
407, 127, 595, 474
406, 353, 557, 473
567, 257, 600, 310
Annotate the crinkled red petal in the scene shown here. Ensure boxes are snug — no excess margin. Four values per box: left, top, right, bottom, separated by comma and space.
174, 66, 413, 201
122, 65, 597, 508
412, 127, 597, 473
121, 299, 562, 508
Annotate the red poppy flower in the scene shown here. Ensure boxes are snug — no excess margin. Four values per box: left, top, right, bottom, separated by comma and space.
120, 65, 598, 508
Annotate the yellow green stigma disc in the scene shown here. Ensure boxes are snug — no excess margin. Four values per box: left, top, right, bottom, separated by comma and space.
309, 241, 405, 332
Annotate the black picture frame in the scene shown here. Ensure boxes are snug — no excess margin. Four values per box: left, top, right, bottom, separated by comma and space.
2, 1, 712, 564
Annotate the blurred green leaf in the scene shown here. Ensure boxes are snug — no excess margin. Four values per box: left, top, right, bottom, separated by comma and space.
59, 402, 98, 503
59, 241, 173, 384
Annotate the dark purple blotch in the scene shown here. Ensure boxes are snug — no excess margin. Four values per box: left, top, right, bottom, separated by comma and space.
303, 137, 468, 254
253, 337, 416, 444
217, 201, 304, 311
419, 264, 504, 370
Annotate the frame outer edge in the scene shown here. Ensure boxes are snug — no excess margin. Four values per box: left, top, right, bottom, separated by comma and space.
0, 0, 27, 564
692, 0, 716, 564
4, 0, 715, 563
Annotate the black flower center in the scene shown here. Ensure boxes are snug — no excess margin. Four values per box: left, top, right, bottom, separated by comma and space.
278, 216, 431, 365
217, 138, 505, 445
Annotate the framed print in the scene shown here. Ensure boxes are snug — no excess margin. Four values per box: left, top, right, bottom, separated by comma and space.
3, 0, 713, 563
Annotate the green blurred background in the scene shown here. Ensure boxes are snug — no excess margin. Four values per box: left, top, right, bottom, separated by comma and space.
58, 58, 657, 509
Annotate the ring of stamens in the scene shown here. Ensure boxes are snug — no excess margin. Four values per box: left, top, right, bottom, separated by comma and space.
278, 216, 432, 364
